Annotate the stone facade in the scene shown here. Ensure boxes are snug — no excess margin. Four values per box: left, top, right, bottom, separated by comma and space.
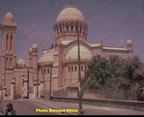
0, 5, 133, 99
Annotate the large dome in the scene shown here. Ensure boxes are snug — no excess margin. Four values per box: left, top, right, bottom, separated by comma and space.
56, 5, 85, 22
17, 59, 26, 67
65, 45, 92, 61
39, 50, 55, 64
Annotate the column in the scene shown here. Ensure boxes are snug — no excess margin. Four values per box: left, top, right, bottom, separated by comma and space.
40, 80, 44, 98
23, 79, 28, 98
38, 82, 40, 98
33, 81, 37, 98
10, 80, 15, 100
0, 86, 2, 99
3, 87, 6, 99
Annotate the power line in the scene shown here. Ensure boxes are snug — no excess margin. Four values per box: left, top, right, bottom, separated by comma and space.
86, 0, 117, 21
85, 0, 106, 17
17, 0, 55, 39
17, 0, 67, 50
19, 0, 67, 44
103, 9, 143, 42
38, 33, 55, 46
17, 0, 107, 49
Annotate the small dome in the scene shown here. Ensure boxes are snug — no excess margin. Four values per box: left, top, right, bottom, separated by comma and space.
42, 50, 47, 55
3, 12, 15, 22
127, 40, 132, 44
65, 45, 92, 61
32, 44, 38, 49
127, 40, 133, 47
17, 59, 26, 66
56, 5, 85, 22
29, 48, 32, 52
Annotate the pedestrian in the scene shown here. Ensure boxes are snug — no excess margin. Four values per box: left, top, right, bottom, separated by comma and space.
5, 103, 16, 115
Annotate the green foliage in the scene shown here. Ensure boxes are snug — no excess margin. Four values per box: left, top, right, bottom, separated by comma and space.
84, 55, 144, 92
85, 55, 111, 90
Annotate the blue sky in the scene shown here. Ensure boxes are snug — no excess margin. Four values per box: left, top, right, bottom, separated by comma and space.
0, 0, 144, 64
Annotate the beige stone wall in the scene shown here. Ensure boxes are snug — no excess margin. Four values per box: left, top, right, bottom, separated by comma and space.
5, 70, 14, 96
62, 63, 87, 87
14, 68, 27, 98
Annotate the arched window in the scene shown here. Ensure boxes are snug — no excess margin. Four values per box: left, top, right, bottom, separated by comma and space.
44, 69, 46, 74
75, 66, 77, 71
59, 24, 62, 33
47, 69, 49, 74
85, 65, 87, 70
6, 57, 8, 65
71, 66, 73, 72
66, 24, 69, 33
55, 43, 58, 47
10, 58, 12, 64
6, 34, 9, 50
56, 25, 58, 33
83, 26, 85, 35
10, 34, 13, 51
81, 66, 83, 71
51, 44, 53, 49
68, 66, 70, 72
71, 24, 74, 33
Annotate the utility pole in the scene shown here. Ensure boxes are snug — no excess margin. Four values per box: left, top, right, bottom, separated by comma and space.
3, 58, 6, 87
76, 21, 83, 115
49, 66, 52, 100
142, 0, 144, 11
27, 68, 29, 98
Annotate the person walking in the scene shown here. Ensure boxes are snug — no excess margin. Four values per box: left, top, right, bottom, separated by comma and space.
5, 103, 16, 115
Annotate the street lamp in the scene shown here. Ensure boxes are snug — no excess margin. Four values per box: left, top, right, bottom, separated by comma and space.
76, 21, 83, 115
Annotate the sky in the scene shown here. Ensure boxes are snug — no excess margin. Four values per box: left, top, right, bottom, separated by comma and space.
0, 0, 144, 64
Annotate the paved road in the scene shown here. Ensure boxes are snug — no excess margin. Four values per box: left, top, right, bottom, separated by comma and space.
0, 99, 64, 115
29, 99, 144, 115
1, 99, 144, 115
82, 105, 144, 115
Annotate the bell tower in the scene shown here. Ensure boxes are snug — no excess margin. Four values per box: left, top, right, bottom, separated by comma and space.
0, 12, 17, 68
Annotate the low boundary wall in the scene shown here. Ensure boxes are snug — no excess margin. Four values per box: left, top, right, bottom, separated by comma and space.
50, 96, 144, 109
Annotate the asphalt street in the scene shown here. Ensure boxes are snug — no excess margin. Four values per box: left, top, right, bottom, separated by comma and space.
1, 99, 144, 115
0, 99, 64, 115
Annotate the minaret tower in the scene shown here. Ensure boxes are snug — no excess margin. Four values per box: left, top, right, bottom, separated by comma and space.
0, 12, 17, 68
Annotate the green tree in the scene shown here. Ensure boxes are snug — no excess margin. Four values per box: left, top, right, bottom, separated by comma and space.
84, 55, 111, 90
124, 56, 144, 87
84, 56, 144, 90
83, 55, 144, 100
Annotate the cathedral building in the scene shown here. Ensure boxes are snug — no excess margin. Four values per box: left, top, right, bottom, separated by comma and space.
0, 5, 133, 99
